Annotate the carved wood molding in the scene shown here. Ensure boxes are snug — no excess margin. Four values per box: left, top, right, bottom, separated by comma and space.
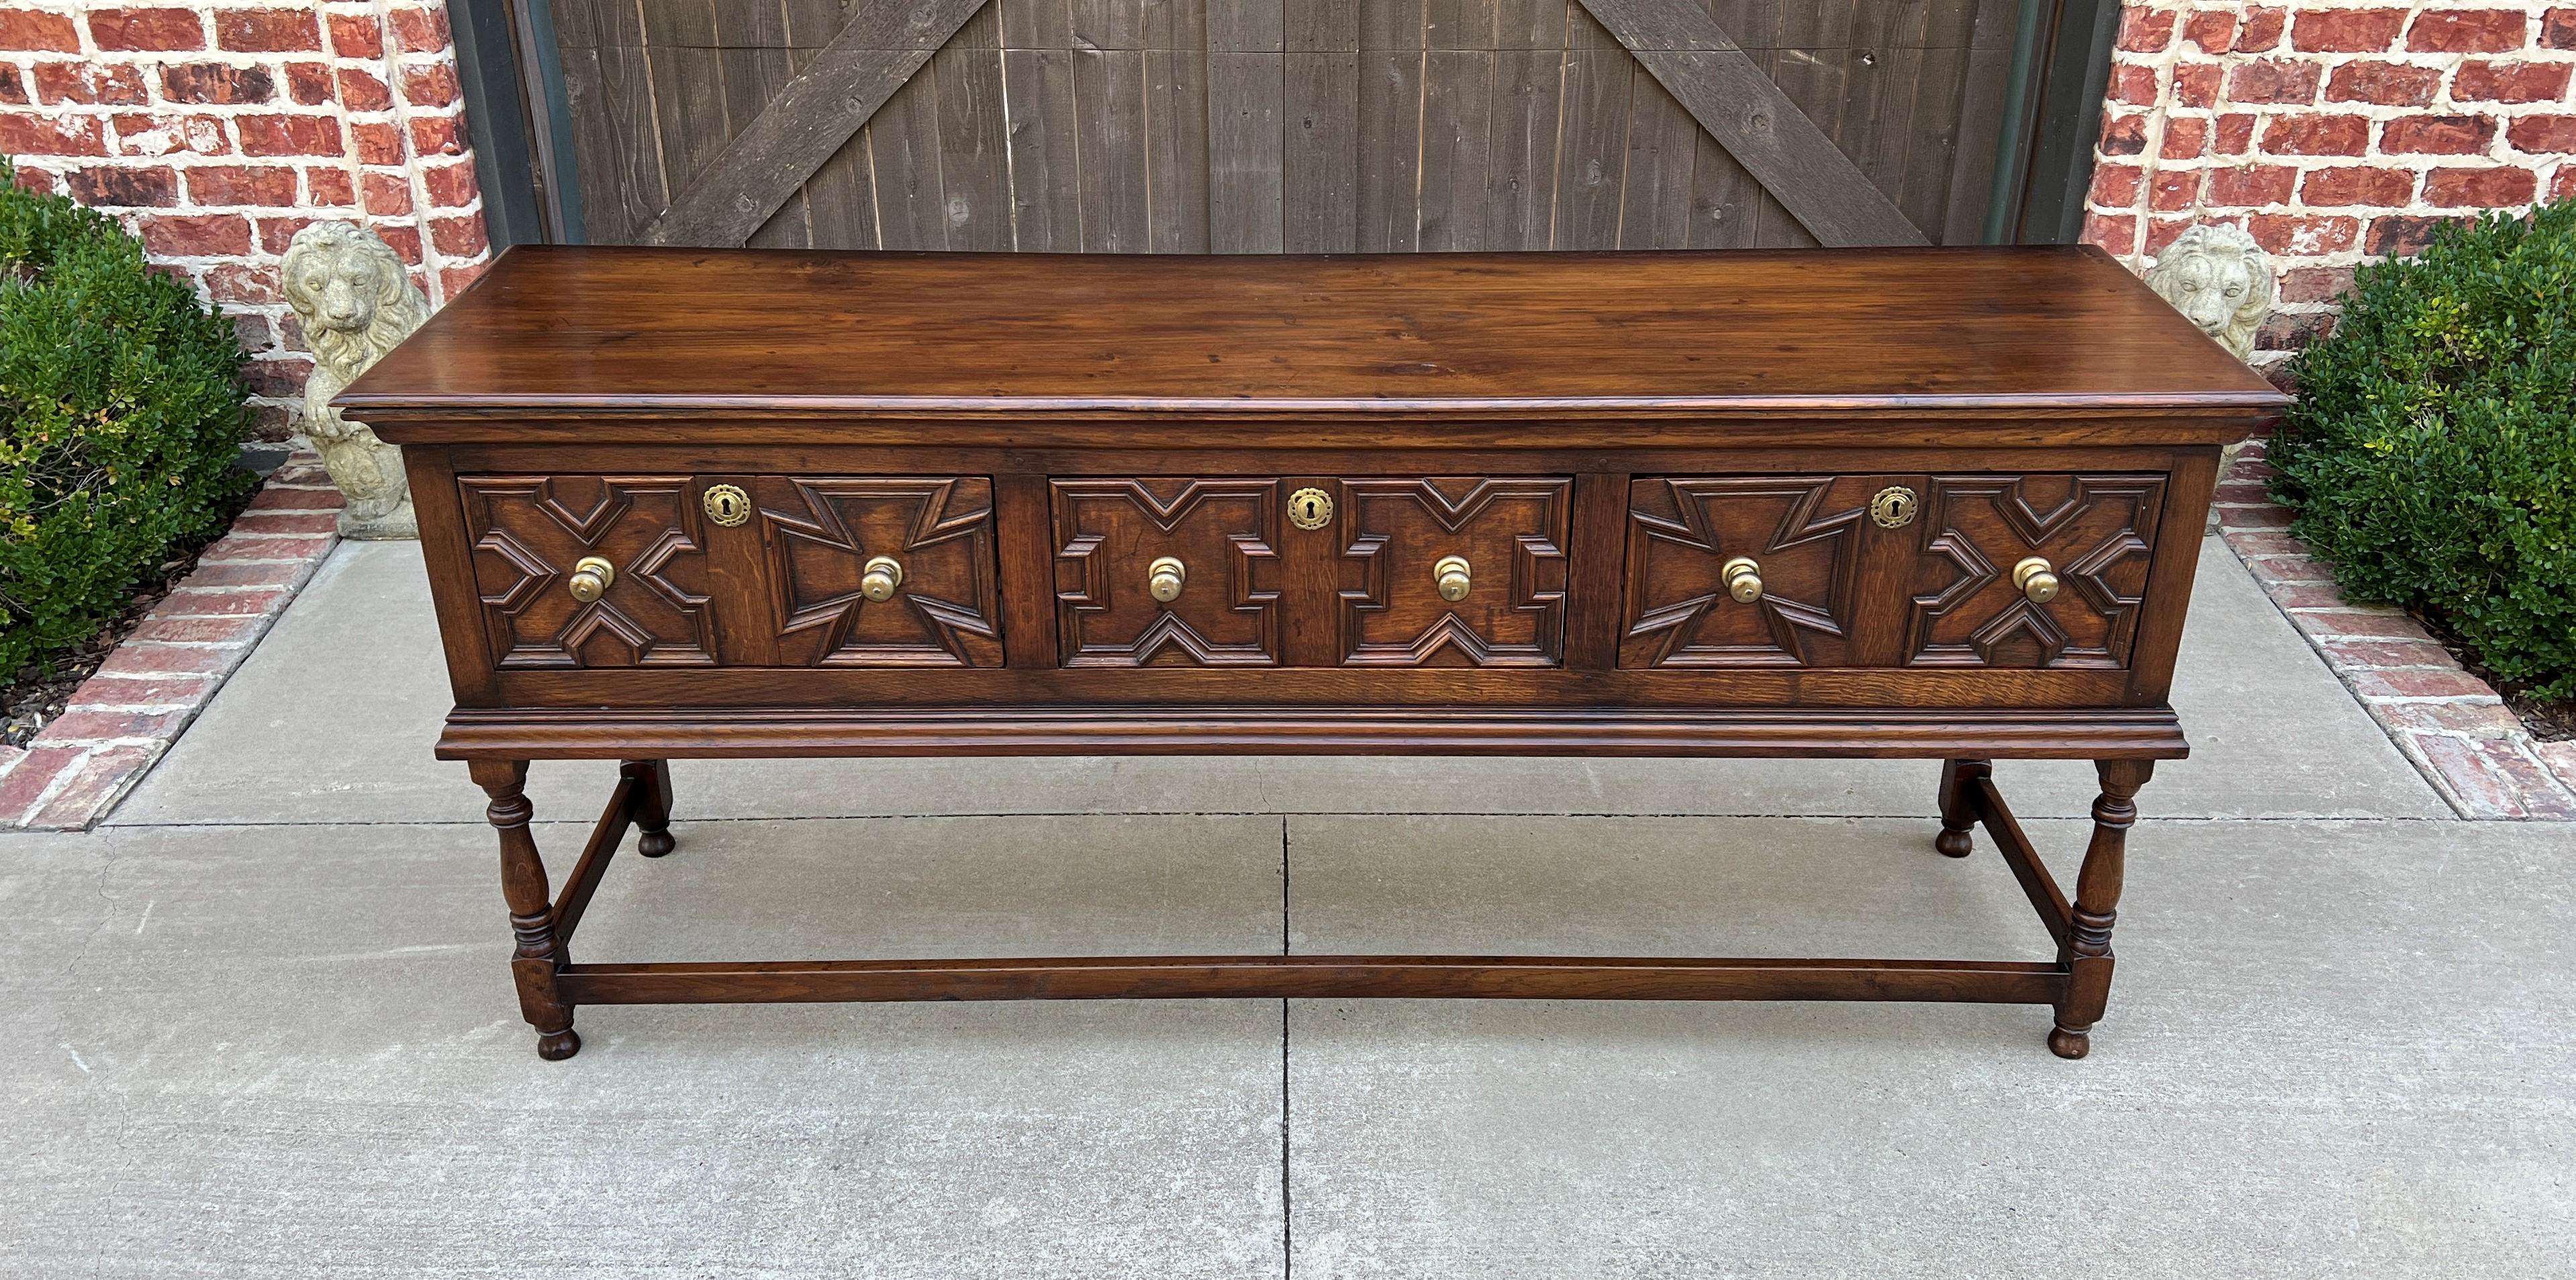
1572, 0, 1928, 246
636, 0, 995, 247
1051, 479, 1283, 668
1909, 474, 2167, 670
1622, 476, 1863, 669
757, 477, 1004, 668
462, 475, 716, 669
1337, 477, 1570, 668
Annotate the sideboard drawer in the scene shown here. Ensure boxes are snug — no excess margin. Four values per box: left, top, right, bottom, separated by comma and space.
463, 474, 718, 668
1621, 475, 1874, 669
1908, 473, 2167, 670
1051, 477, 1286, 667
1050, 475, 1572, 669
1335, 477, 1570, 668
450, 463, 2173, 696
460, 473, 1003, 669
1622, 472, 2168, 672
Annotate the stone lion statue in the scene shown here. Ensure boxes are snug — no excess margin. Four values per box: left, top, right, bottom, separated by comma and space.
282, 222, 429, 539
2145, 223, 2272, 362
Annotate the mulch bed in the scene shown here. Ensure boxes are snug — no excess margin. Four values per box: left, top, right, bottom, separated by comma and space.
2502, 692, 2576, 743
2485, 678, 2574, 744
1, 469, 267, 749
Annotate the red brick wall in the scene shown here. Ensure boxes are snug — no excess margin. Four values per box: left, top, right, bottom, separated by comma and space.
9, 3, 2570, 415
2083, 3, 2575, 379
1, 2, 491, 439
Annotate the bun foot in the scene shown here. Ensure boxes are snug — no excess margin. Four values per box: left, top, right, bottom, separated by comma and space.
2046, 1025, 2090, 1060
1934, 827, 1974, 858
638, 829, 675, 858
536, 1027, 582, 1060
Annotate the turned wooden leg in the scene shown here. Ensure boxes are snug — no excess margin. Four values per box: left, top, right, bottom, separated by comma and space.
2048, 759, 2154, 1060
1934, 759, 1989, 858
625, 759, 675, 858
469, 759, 579, 1061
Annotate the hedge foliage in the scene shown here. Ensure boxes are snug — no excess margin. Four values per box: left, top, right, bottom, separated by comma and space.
0, 162, 252, 676
2269, 199, 2576, 700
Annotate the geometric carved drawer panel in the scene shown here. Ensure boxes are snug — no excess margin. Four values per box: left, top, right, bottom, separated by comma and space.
1621, 475, 1870, 668
459, 475, 716, 669
1051, 478, 1284, 668
747, 477, 1002, 668
1907, 473, 2167, 670
1335, 477, 1570, 668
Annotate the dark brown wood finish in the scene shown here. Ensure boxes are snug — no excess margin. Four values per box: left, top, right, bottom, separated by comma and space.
461, 474, 714, 669
1333, 477, 1571, 668
436, 704, 2194, 760
751, 475, 1005, 668
468, 758, 579, 1061
627, 758, 675, 858
354, 247, 2286, 1061
1907, 473, 2167, 670
1622, 475, 1876, 669
555, 956, 2070, 1005
1934, 758, 1987, 859
2049, 759, 2154, 1060
348, 247, 2285, 426
1051, 478, 1284, 667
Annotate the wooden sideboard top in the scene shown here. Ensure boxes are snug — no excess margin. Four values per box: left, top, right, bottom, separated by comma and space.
344, 245, 2287, 434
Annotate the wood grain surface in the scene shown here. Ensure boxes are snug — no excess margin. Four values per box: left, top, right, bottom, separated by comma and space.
346, 245, 2287, 425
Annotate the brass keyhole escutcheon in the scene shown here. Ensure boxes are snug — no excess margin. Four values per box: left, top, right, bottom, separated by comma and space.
1288, 487, 1335, 531
859, 555, 904, 602
703, 484, 751, 528
567, 556, 615, 604
1870, 485, 1918, 529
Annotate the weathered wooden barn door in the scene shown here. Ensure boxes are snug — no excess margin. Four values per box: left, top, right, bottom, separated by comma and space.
526, 0, 2040, 253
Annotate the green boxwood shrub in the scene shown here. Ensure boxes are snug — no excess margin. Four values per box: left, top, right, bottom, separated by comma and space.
0, 161, 252, 675
2269, 199, 2576, 700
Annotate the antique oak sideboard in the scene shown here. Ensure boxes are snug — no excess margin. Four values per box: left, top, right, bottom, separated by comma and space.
344, 246, 2287, 1062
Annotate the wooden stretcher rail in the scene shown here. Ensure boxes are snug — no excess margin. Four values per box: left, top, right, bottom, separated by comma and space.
553, 956, 2071, 1005
1969, 775, 2076, 949
548, 774, 635, 943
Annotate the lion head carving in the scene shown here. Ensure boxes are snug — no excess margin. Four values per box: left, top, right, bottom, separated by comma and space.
2146, 224, 2272, 361
281, 221, 430, 386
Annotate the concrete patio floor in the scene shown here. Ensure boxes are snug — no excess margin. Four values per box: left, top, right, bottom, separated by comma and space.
5, 537, 2567, 1277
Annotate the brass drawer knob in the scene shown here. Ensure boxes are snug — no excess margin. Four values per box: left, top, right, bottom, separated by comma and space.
567, 556, 614, 604
1721, 556, 1763, 604
860, 555, 904, 602
1147, 555, 1187, 603
1434, 555, 1472, 602
2013, 556, 2060, 603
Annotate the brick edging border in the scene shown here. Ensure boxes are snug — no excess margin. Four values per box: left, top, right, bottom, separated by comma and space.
2215, 439, 2576, 821
0, 453, 344, 831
